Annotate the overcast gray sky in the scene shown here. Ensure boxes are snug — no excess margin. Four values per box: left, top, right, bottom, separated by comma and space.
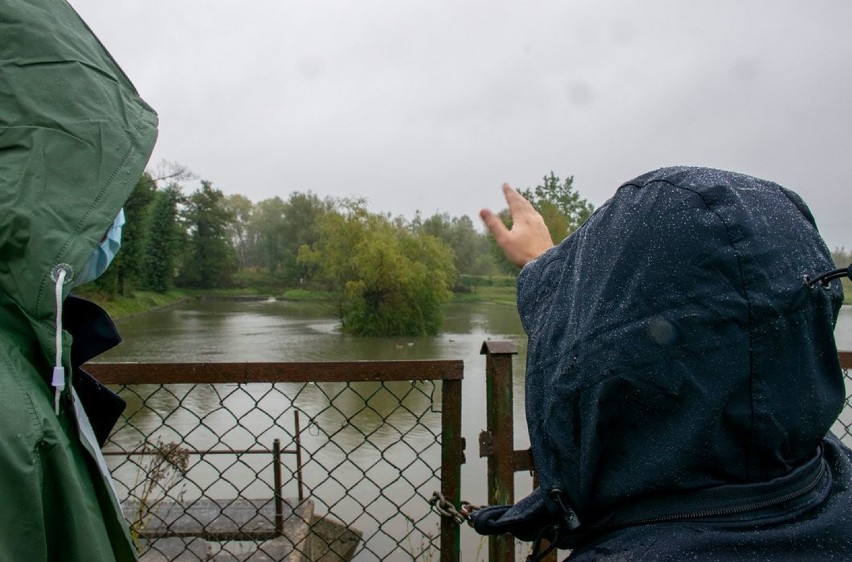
71, 0, 852, 250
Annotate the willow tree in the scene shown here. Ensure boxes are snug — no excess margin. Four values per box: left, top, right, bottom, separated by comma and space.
300, 201, 456, 336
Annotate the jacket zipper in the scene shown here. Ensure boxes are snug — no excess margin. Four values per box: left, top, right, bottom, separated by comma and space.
606, 460, 826, 528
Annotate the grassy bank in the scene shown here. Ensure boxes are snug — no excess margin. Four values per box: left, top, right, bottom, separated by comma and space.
458, 278, 852, 306
75, 275, 849, 320
73, 289, 191, 319
452, 274, 518, 306
76, 287, 338, 319
452, 285, 517, 306
187, 287, 334, 302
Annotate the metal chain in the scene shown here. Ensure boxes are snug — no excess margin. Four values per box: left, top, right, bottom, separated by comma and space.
428, 491, 484, 526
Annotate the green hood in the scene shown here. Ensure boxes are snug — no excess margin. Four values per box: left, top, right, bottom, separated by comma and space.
0, 0, 158, 360
0, 2, 157, 560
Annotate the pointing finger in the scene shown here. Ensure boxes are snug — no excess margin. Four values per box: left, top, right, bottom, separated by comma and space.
479, 208, 509, 242
502, 183, 536, 217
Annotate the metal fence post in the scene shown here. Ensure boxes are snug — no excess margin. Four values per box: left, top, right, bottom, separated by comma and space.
273, 438, 283, 536
481, 341, 518, 562
294, 410, 305, 502
440, 378, 463, 562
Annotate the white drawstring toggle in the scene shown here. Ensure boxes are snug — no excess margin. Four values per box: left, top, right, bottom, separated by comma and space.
51, 264, 71, 415
52, 366, 65, 414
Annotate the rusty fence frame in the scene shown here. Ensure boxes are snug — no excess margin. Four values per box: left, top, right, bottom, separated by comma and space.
87, 360, 465, 562
479, 346, 852, 562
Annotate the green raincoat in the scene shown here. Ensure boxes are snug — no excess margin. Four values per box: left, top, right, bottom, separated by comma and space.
0, 1, 157, 560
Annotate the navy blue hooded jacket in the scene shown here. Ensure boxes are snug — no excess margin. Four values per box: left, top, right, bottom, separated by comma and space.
472, 167, 852, 560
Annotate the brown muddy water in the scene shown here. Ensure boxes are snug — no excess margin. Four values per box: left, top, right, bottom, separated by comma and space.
98, 300, 852, 560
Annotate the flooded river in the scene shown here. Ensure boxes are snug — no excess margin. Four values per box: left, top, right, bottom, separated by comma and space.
100, 298, 852, 455
98, 299, 852, 559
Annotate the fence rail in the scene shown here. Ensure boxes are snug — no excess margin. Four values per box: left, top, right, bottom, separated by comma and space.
88, 360, 463, 562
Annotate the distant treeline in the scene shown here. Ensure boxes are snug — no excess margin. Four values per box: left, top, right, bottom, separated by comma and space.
92, 164, 852, 333
833, 247, 852, 269
91, 166, 595, 335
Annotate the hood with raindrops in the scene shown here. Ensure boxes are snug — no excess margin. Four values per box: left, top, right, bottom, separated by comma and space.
518, 166, 845, 523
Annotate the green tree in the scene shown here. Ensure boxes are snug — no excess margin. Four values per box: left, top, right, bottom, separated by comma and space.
415, 212, 499, 281
297, 198, 369, 297
279, 192, 333, 284
140, 184, 183, 293
180, 180, 237, 288
519, 171, 594, 243
833, 247, 852, 300
832, 247, 851, 268
251, 196, 288, 276
222, 194, 254, 271
118, 173, 158, 292
89, 173, 157, 296
304, 202, 455, 336
485, 171, 595, 274
250, 191, 333, 284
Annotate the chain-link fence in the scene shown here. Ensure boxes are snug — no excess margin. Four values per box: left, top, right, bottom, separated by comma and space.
90, 361, 463, 562
831, 352, 852, 446
93, 352, 851, 562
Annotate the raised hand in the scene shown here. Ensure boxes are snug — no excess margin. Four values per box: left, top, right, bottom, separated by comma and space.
480, 183, 554, 267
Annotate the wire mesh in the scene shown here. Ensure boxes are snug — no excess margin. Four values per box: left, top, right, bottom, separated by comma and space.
832, 358, 852, 448
104, 377, 448, 562
103, 356, 850, 561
